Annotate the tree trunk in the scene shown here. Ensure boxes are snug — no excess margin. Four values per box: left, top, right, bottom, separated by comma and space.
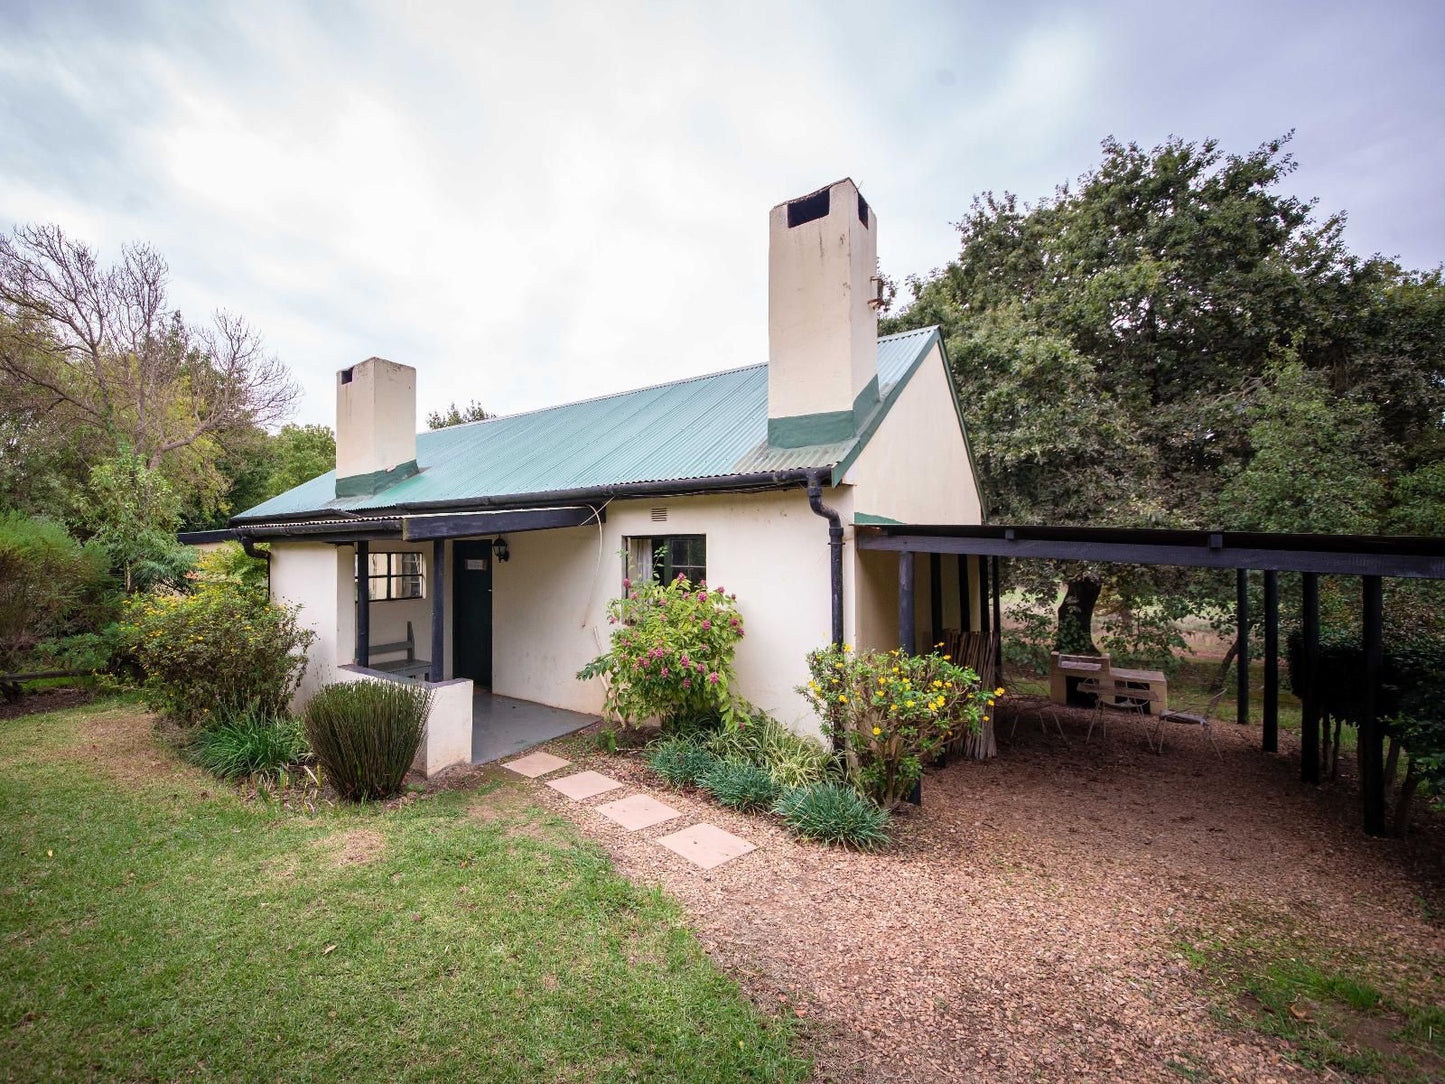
1330, 717, 1343, 780
1391, 760, 1422, 837
1214, 635, 1242, 693
1055, 578, 1101, 654
1384, 735, 1400, 791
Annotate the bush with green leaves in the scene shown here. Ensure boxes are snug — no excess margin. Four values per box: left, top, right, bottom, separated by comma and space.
645, 735, 720, 787
302, 679, 431, 801
120, 582, 313, 725
191, 710, 309, 781
697, 760, 781, 812
577, 575, 746, 728
773, 782, 891, 851
707, 712, 835, 789
799, 644, 987, 808
0, 512, 114, 672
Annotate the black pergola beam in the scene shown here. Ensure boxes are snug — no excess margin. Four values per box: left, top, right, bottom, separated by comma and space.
898, 551, 916, 655
929, 553, 943, 645
403, 506, 602, 541
1263, 569, 1279, 753
855, 530, 1445, 580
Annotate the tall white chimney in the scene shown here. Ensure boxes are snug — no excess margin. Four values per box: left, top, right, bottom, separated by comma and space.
335, 356, 419, 497
767, 178, 880, 448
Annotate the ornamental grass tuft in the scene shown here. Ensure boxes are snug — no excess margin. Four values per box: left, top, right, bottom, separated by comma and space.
773, 781, 891, 851
191, 709, 309, 781
697, 759, 781, 812
302, 679, 431, 801
707, 712, 836, 789
645, 735, 719, 787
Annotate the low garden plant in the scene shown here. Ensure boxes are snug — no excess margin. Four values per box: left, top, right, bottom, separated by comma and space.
707, 711, 835, 788
577, 574, 746, 728
302, 679, 431, 801
698, 760, 780, 812
191, 709, 309, 781
645, 734, 720, 787
773, 782, 891, 851
800, 644, 990, 808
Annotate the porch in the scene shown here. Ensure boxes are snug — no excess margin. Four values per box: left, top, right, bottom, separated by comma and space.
471, 693, 598, 764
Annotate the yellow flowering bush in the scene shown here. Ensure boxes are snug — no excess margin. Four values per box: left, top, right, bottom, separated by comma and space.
799, 643, 987, 808
119, 583, 314, 726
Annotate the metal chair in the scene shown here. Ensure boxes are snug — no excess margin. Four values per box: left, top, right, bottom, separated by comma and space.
1148, 688, 1226, 758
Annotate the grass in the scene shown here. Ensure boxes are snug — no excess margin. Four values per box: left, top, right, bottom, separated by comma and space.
1176, 914, 1444, 1082
0, 698, 808, 1083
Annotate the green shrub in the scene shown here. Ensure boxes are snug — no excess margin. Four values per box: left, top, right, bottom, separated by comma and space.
697, 760, 780, 812
773, 782, 891, 851
646, 735, 719, 787
577, 576, 746, 728
0, 512, 114, 672
302, 680, 431, 801
707, 712, 835, 789
192, 710, 309, 781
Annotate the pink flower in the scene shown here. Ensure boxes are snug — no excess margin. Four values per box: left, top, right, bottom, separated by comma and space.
696, 592, 707, 602
680, 653, 690, 665
661, 667, 670, 677
651, 647, 663, 658
695, 661, 704, 672
701, 620, 712, 630
729, 618, 739, 627
682, 678, 692, 689
607, 615, 617, 623
622, 578, 631, 589
707, 672, 719, 684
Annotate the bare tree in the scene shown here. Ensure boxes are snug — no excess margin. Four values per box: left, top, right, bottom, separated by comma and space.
0, 224, 298, 468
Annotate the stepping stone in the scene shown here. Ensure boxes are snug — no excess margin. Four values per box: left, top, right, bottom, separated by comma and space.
594, 793, 682, 831
655, 823, 756, 869
546, 770, 624, 801
503, 751, 571, 778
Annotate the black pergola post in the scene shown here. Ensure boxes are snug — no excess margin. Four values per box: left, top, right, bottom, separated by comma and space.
1263, 569, 1279, 753
991, 556, 1003, 688
356, 540, 371, 668
929, 553, 943, 647
978, 556, 991, 647
957, 553, 971, 633
1236, 569, 1250, 726
898, 550, 916, 655
430, 538, 446, 683
1301, 572, 1321, 784
1361, 575, 1386, 836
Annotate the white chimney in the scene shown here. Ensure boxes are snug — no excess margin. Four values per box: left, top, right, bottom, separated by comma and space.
335, 357, 419, 497
767, 178, 880, 448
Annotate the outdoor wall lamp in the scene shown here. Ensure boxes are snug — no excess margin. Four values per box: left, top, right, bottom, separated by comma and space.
493, 537, 510, 562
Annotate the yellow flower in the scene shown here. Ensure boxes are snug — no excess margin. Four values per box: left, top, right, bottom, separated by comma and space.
932, 680, 942, 688
838, 694, 847, 703
891, 666, 900, 674
905, 700, 914, 708
834, 661, 843, 669
872, 726, 881, 736
983, 715, 990, 722
995, 687, 1006, 697
987, 698, 995, 706
844, 643, 853, 652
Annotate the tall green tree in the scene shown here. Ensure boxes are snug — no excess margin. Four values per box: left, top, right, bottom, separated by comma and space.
427, 400, 492, 429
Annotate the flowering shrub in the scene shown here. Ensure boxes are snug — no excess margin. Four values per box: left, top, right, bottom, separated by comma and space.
578, 574, 746, 728
120, 583, 313, 725
799, 644, 993, 808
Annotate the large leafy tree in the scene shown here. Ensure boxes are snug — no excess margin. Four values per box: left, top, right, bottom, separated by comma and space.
885, 134, 1445, 652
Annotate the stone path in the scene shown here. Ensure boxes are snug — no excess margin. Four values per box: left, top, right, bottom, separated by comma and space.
502, 750, 757, 869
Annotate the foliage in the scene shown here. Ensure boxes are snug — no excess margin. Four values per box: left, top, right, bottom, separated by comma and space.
190, 709, 309, 781
301, 679, 431, 801
645, 735, 720, 788
578, 574, 746, 728
707, 711, 835, 789
426, 399, 493, 429
119, 582, 313, 725
772, 782, 891, 851
80, 453, 194, 593
800, 644, 987, 808
697, 760, 781, 812
266, 423, 336, 495
191, 540, 269, 598
0, 512, 113, 671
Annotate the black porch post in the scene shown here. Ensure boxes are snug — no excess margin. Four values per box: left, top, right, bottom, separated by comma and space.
991, 556, 1003, 689
1235, 569, 1249, 726
1263, 569, 1279, 753
978, 556, 991, 646
1361, 575, 1386, 836
929, 553, 943, 647
430, 538, 446, 683
898, 551, 916, 656
356, 540, 370, 668
1301, 572, 1321, 784
957, 553, 971, 633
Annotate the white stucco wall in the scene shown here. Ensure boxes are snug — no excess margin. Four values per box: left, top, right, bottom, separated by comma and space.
331, 666, 473, 778
844, 344, 982, 525
270, 542, 352, 701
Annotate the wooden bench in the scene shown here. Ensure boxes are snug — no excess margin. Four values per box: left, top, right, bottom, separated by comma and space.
368, 621, 432, 681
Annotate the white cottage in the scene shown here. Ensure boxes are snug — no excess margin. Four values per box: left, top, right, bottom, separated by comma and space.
231, 179, 986, 774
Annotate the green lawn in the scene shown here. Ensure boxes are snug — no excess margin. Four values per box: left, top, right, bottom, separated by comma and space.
0, 699, 807, 1083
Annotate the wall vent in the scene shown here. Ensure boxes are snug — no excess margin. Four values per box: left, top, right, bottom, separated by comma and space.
339, 366, 354, 384
650, 506, 668, 523
786, 188, 830, 228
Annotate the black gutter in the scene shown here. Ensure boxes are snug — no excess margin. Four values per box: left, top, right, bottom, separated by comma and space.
229, 469, 819, 528
239, 535, 273, 599
806, 470, 845, 649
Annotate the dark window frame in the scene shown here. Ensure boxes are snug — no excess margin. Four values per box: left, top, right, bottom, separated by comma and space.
624, 534, 707, 589
355, 550, 426, 602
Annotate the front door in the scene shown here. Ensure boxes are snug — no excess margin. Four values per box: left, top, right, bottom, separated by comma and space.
453, 540, 493, 688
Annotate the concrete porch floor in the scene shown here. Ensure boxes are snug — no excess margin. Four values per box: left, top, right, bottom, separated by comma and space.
471, 693, 600, 764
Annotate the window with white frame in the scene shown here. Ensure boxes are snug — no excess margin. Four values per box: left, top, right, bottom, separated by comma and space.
624, 535, 706, 588
355, 551, 426, 601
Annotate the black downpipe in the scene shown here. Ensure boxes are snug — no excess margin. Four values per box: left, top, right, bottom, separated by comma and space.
805, 471, 845, 651
240, 535, 272, 599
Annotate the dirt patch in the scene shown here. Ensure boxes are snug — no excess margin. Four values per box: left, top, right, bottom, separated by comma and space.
517, 703, 1444, 1083
0, 686, 97, 721
320, 828, 386, 867
25, 705, 210, 792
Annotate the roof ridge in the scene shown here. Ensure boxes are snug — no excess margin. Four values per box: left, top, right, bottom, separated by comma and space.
422, 325, 940, 435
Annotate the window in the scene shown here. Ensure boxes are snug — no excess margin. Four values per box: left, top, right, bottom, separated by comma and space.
356, 551, 426, 601
624, 535, 706, 587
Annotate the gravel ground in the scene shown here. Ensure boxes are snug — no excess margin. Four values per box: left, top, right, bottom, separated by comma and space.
486, 702, 1445, 1083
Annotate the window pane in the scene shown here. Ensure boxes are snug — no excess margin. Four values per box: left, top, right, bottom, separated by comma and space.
398, 552, 423, 576
396, 575, 423, 599
368, 575, 390, 600
368, 552, 390, 577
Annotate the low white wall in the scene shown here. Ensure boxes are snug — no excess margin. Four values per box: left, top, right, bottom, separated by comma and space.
334, 666, 474, 778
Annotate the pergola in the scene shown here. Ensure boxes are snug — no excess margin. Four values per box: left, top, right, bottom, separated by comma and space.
858, 523, 1445, 837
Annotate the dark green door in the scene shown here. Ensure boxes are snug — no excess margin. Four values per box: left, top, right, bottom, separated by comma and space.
453, 540, 493, 688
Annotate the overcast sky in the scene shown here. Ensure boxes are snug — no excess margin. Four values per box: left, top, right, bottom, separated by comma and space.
3, 1, 1443, 427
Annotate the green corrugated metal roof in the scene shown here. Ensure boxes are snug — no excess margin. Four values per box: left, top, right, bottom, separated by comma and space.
233, 326, 942, 523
